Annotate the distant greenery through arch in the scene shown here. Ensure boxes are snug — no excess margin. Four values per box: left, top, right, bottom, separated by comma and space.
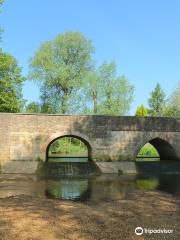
47, 136, 89, 162
136, 143, 160, 161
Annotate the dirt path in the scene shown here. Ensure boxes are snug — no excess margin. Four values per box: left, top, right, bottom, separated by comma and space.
0, 190, 179, 240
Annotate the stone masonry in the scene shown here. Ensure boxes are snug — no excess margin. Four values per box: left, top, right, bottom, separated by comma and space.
0, 113, 180, 174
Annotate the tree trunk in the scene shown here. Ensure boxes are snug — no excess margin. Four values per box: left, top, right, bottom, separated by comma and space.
61, 89, 69, 114
92, 91, 97, 114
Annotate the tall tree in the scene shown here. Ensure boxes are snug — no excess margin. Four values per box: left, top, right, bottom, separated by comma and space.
98, 62, 116, 113
0, 50, 25, 112
135, 104, 148, 116
82, 62, 134, 115
164, 82, 180, 117
29, 32, 94, 113
40, 84, 58, 113
148, 83, 166, 116
82, 69, 101, 114
98, 62, 134, 115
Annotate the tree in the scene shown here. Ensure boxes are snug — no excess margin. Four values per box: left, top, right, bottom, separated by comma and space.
148, 83, 166, 116
164, 82, 180, 117
29, 31, 94, 113
40, 85, 58, 113
0, 50, 25, 112
98, 62, 134, 115
135, 105, 148, 116
81, 69, 101, 114
26, 101, 41, 113
81, 62, 134, 115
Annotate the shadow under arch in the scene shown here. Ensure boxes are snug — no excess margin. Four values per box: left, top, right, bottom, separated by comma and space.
136, 137, 178, 161
149, 138, 178, 160
46, 134, 92, 162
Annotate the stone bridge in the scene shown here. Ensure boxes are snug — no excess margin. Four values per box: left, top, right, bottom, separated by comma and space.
0, 113, 180, 174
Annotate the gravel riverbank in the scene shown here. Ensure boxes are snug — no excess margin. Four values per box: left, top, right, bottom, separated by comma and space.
0, 190, 179, 240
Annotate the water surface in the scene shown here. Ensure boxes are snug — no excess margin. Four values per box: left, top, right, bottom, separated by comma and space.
0, 173, 180, 203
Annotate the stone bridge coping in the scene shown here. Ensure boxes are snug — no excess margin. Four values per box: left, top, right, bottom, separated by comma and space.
0, 113, 180, 132
1, 112, 180, 118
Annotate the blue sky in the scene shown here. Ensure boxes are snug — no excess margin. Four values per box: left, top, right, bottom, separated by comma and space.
1, 0, 180, 114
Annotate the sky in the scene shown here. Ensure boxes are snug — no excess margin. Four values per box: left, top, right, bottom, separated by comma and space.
1, 0, 180, 115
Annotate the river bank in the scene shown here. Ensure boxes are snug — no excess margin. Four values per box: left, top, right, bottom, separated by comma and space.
0, 190, 179, 240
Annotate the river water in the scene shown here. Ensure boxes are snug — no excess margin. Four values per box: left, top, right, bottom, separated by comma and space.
0, 173, 180, 202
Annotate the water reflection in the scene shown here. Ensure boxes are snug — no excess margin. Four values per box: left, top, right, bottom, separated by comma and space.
0, 173, 180, 202
135, 174, 180, 196
136, 177, 159, 190
45, 179, 90, 201
44, 173, 180, 201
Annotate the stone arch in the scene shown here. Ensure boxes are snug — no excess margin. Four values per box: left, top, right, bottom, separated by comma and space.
41, 131, 93, 162
134, 137, 178, 161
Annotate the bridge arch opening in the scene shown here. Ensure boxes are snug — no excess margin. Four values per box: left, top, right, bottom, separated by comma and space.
46, 135, 92, 162
136, 137, 178, 161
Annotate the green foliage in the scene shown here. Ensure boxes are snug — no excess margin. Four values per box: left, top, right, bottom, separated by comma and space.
26, 101, 41, 113
82, 70, 100, 114
49, 137, 88, 156
135, 104, 148, 116
163, 82, 180, 117
29, 32, 134, 115
0, 50, 25, 112
98, 62, 134, 115
29, 31, 94, 114
137, 143, 159, 158
148, 83, 166, 116
39, 85, 58, 113
82, 61, 134, 115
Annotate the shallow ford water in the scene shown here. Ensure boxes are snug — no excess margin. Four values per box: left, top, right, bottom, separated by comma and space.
0, 173, 180, 202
